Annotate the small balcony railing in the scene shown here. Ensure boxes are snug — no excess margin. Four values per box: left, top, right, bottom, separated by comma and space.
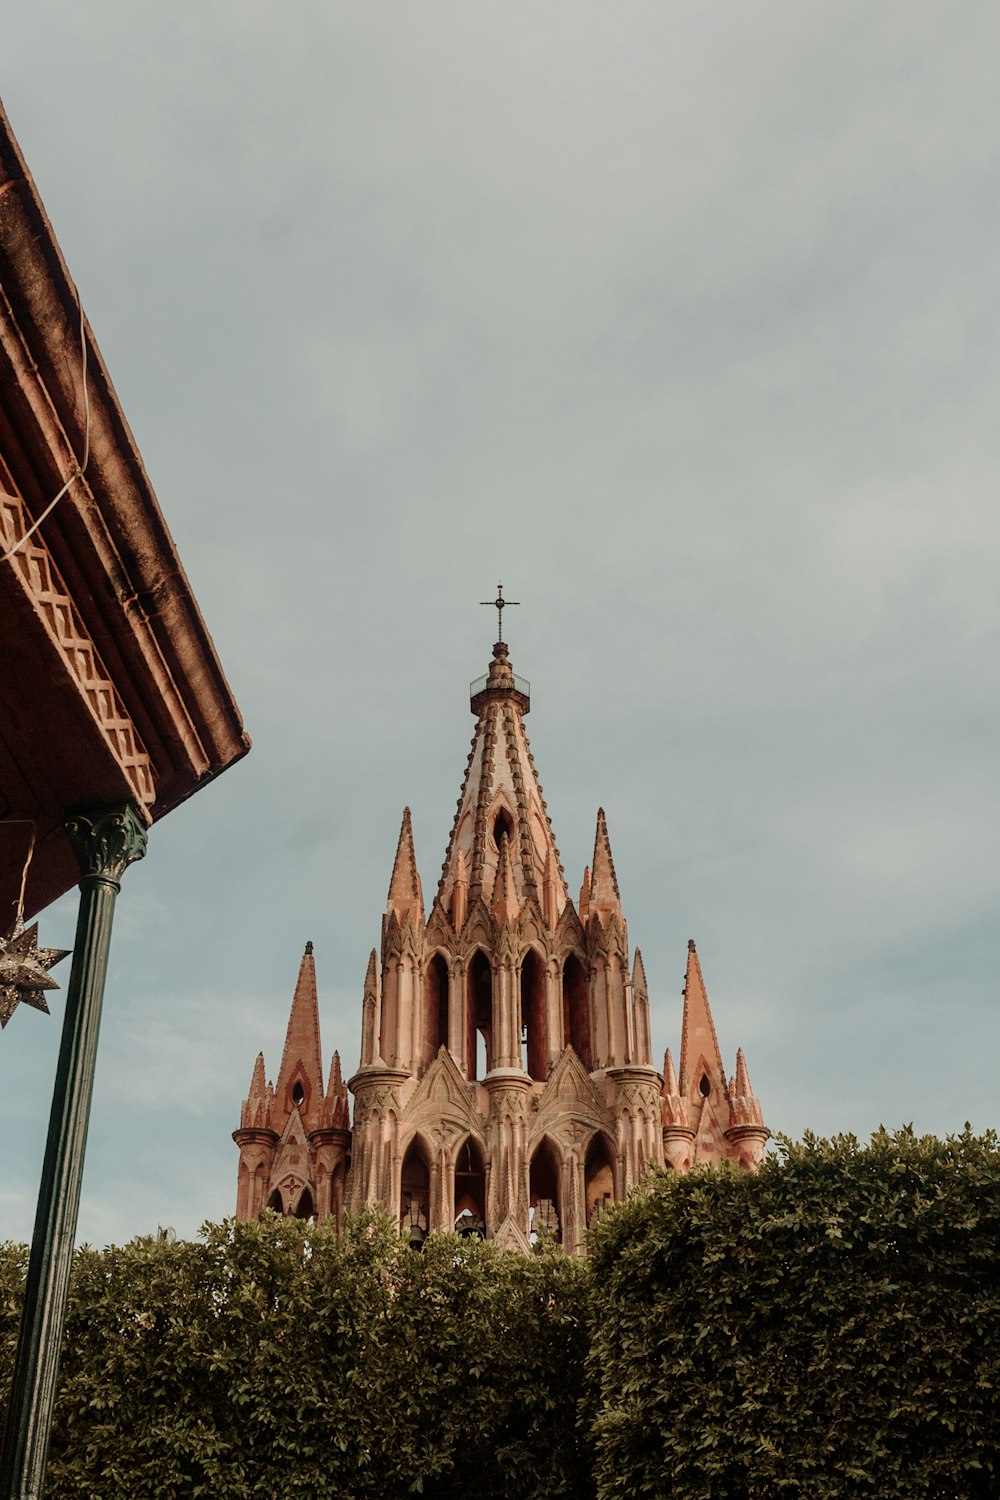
469, 672, 531, 711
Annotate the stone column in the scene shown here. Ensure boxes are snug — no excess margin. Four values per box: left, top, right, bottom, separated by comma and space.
448, 960, 464, 1067
0, 805, 147, 1500
545, 957, 562, 1070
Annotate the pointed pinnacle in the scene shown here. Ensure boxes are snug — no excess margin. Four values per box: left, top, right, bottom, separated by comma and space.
680, 939, 725, 1093
590, 808, 621, 920
249, 1052, 267, 1096
275, 943, 324, 1112
364, 948, 379, 997
663, 1047, 680, 1095
632, 946, 648, 996
733, 1047, 754, 1098
491, 832, 520, 926
327, 1049, 344, 1095
578, 865, 591, 920
387, 807, 423, 923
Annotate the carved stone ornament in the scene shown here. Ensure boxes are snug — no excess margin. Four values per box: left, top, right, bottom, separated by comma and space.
0, 921, 70, 1029
66, 805, 149, 884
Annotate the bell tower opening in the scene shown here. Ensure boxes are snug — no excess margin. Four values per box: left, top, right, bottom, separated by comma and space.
467, 950, 492, 1080
400, 1139, 430, 1248
521, 948, 547, 1080
454, 1135, 486, 1233
585, 1134, 615, 1227
422, 952, 449, 1071
293, 1185, 315, 1222
529, 1137, 562, 1243
562, 954, 591, 1071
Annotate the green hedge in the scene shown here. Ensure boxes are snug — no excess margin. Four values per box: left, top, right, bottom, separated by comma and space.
589, 1127, 1000, 1499
3, 1130, 999, 1499
0, 1213, 593, 1500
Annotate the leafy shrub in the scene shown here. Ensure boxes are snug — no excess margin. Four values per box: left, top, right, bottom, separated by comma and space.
1, 1212, 593, 1499
589, 1127, 1000, 1500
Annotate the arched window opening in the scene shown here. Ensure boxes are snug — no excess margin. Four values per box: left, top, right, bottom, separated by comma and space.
454, 1136, 486, 1234
492, 807, 514, 849
422, 953, 450, 1072
585, 1135, 615, 1227
400, 1140, 430, 1249
293, 1185, 315, 1222
467, 951, 492, 1081
291, 1081, 305, 1108
699, 1074, 711, 1098
265, 1188, 283, 1215
521, 949, 547, 1080
529, 1138, 561, 1244
562, 954, 592, 1071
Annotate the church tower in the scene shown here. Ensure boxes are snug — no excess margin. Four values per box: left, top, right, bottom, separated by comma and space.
236, 612, 768, 1247
233, 942, 351, 1224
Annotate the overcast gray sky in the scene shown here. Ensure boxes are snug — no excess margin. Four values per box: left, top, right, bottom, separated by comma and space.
2, 3, 998, 1246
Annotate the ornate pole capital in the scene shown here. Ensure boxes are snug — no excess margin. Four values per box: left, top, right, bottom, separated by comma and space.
66, 804, 148, 886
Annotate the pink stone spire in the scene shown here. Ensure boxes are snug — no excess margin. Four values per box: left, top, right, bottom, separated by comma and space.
578, 865, 592, 925
726, 1046, 768, 1162
632, 947, 648, 997
325, 1049, 350, 1130
248, 1051, 266, 1097
386, 807, 424, 925
679, 939, 725, 1095
589, 808, 622, 923
275, 941, 325, 1126
328, 1049, 343, 1095
239, 1051, 270, 1129
728, 1047, 766, 1129
433, 640, 568, 922
491, 833, 520, 926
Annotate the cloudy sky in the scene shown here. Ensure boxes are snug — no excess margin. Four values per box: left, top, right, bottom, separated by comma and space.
2, 3, 998, 1246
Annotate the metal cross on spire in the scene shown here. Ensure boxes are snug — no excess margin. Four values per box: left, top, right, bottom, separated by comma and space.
481, 581, 519, 644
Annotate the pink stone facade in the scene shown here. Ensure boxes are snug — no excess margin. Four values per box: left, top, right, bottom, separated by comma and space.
234, 643, 767, 1248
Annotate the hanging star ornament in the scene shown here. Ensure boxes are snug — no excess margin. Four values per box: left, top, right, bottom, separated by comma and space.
0, 921, 70, 1029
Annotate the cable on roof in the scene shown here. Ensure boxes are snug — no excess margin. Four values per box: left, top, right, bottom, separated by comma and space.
0, 283, 91, 565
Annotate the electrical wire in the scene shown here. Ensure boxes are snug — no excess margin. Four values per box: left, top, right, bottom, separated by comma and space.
1, 819, 37, 930
0, 284, 90, 565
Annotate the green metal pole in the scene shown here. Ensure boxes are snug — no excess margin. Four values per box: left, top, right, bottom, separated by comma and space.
0, 806, 147, 1500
